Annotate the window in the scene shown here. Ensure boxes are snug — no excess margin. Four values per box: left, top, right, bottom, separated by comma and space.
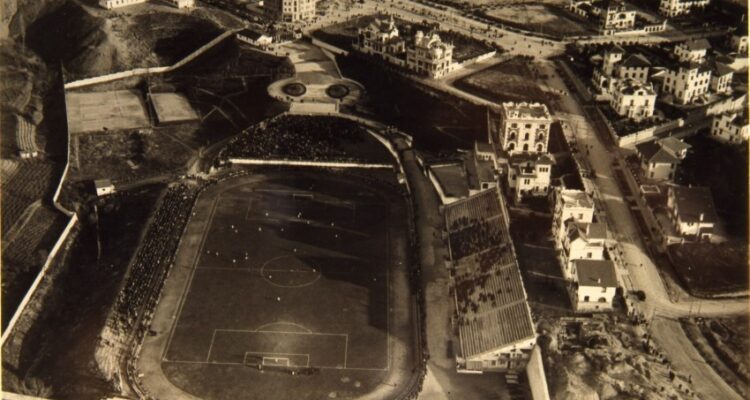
525, 124, 531, 129
511, 123, 517, 128
587, 252, 593, 258
584, 295, 590, 302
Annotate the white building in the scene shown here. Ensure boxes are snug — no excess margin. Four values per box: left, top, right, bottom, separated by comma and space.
236, 29, 274, 49
674, 39, 710, 63
560, 221, 607, 280
497, 102, 553, 154
710, 111, 749, 143
594, 49, 650, 95
660, 63, 712, 104
731, 34, 748, 55
99, 0, 146, 9
634, 136, 691, 181
571, 259, 618, 312
94, 179, 116, 197
659, 0, 710, 17
99, 0, 194, 9
610, 79, 656, 121
356, 16, 405, 57
552, 188, 596, 244
667, 185, 718, 241
507, 155, 552, 202
406, 31, 454, 79
710, 62, 734, 94
600, 1, 636, 33
264, 0, 316, 22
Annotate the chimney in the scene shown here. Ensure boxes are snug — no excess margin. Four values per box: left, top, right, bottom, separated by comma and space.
597, 277, 602, 284
699, 213, 704, 222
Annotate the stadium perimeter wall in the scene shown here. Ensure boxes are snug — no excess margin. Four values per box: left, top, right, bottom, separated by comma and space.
1, 70, 80, 348
63, 29, 239, 90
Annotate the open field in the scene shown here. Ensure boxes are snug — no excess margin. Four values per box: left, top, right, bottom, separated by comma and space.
154, 170, 413, 399
66, 90, 150, 134
149, 92, 200, 124
481, 4, 593, 37
667, 241, 748, 297
72, 126, 196, 183
338, 55, 487, 151
454, 57, 562, 111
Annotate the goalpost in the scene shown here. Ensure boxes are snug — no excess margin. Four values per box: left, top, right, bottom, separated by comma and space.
262, 356, 291, 367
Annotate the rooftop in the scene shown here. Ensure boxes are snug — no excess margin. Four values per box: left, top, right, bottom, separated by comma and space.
430, 163, 470, 199
94, 179, 113, 188
237, 29, 267, 41
618, 79, 656, 96
657, 136, 691, 155
619, 53, 651, 69
679, 39, 711, 52
636, 141, 680, 164
574, 259, 618, 287
502, 102, 552, 121
670, 186, 718, 224
559, 189, 594, 209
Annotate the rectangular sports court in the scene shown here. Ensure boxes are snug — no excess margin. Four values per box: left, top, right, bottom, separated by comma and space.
163, 176, 392, 372
66, 90, 150, 133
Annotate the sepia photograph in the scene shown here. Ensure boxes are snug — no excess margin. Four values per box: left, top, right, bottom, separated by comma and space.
0, 0, 747, 399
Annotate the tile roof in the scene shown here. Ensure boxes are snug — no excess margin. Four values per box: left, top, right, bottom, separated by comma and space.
430, 163, 469, 199
237, 29, 266, 41
620, 54, 651, 68
636, 141, 679, 164
560, 189, 593, 209
670, 186, 718, 223
574, 259, 618, 287
657, 136, 691, 155
681, 39, 711, 51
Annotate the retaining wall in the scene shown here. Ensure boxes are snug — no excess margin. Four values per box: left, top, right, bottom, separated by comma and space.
64, 29, 239, 90
311, 37, 349, 56
229, 158, 393, 169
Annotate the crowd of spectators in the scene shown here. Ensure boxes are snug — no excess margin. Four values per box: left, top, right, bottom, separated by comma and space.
448, 220, 503, 260
108, 183, 201, 338
221, 115, 370, 162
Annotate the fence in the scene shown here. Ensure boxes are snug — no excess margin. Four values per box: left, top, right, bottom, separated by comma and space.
311, 37, 349, 56
63, 29, 240, 90
229, 158, 393, 169
616, 118, 684, 147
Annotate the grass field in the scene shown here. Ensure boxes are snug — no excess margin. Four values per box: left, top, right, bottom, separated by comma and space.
482, 4, 593, 37
454, 57, 562, 111
66, 90, 150, 134
160, 171, 411, 399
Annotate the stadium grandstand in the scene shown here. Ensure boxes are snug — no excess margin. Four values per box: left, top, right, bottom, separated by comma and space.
14, 115, 40, 158
444, 188, 536, 373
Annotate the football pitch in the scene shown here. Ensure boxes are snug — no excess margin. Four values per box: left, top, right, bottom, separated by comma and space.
150, 171, 413, 399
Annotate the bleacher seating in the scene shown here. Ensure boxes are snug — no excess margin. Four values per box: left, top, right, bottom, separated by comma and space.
15, 115, 39, 157
108, 183, 200, 336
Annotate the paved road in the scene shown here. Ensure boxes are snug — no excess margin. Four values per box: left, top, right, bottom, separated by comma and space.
540, 62, 747, 400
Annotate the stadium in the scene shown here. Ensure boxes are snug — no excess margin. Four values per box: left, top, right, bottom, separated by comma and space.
136, 168, 418, 399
